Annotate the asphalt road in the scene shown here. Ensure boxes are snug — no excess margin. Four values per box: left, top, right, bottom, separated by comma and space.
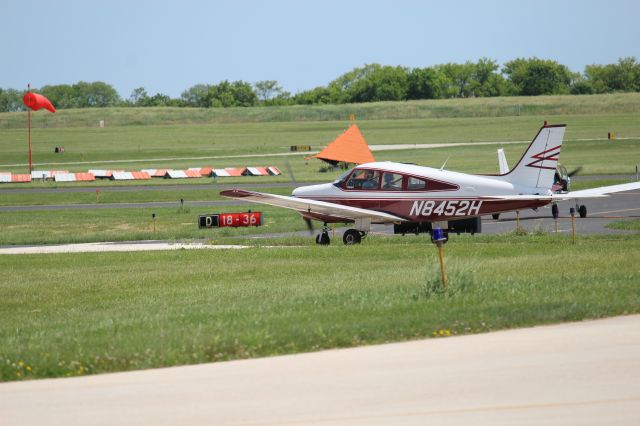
1, 181, 638, 235
0, 181, 299, 194
247, 189, 640, 239
2, 315, 638, 426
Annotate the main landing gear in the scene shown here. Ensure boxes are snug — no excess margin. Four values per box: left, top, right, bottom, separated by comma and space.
343, 229, 366, 245
314, 224, 368, 246
577, 204, 587, 218
550, 203, 586, 219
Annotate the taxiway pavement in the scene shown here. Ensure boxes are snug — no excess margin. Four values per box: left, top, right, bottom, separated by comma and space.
1, 315, 639, 426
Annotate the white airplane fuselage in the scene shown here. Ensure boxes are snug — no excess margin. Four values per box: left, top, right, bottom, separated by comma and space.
292, 161, 552, 223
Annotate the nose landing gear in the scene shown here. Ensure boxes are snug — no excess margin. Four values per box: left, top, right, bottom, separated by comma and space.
315, 223, 331, 245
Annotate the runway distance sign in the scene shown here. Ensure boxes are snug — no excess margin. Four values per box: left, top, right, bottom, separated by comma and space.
198, 212, 263, 228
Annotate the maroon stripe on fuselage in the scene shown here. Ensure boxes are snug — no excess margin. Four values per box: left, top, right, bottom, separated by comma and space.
298, 196, 550, 222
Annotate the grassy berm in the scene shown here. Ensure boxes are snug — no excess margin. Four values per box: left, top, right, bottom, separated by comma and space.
1, 234, 638, 381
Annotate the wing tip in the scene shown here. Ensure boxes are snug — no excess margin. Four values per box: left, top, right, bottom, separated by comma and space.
220, 189, 254, 198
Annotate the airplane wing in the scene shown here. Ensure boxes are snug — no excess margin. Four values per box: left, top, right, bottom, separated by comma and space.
220, 189, 407, 223
552, 181, 640, 199
483, 181, 640, 201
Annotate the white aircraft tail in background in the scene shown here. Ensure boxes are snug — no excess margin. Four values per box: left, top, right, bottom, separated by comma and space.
497, 148, 509, 174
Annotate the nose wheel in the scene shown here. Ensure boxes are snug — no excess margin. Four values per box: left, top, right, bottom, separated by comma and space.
315, 223, 331, 245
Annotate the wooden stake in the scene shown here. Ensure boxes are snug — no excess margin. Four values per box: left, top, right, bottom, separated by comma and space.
436, 242, 447, 289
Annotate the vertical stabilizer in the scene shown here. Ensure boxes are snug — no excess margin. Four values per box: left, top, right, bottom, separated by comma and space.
499, 125, 566, 190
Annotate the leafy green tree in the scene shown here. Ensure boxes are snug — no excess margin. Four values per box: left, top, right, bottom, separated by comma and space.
231, 80, 258, 106
74, 81, 121, 107
570, 76, 594, 94
40, 84, 76, 108
0, 88, 24, 112
437, 62, 476, 97
585, 57, 640, 93
329, 64, 409, 103
293, 86, 338, 104
129, 87, 149, 105
407, 67, 442, 99
503, 58, 572, 95
206, 80, 257, 107
180, 84, 211, 107
254, 80, 283, 102
470, 58, 508, 97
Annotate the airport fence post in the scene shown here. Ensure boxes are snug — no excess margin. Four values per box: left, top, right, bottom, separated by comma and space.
570, 207, 576, 244
152, 213, 156, 233
515, 210, 521, 233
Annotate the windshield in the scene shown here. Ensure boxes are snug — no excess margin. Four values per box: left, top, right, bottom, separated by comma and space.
333, 168, 353, 184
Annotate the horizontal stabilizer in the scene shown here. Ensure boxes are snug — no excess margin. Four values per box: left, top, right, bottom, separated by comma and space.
555, 181, 640, 199
484, 181, 640, 202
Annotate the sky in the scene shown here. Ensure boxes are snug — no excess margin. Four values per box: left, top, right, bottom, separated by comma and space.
3, 0, 639, 99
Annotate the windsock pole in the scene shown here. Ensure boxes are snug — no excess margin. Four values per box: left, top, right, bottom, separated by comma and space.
27, 84, 32, 173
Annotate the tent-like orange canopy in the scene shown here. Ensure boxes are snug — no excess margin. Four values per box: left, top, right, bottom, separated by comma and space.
308, 124, 375, 165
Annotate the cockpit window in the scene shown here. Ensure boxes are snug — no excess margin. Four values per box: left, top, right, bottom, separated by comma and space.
345, 169, 380, 190
407, 176, 428, 190
381, 172, 403, 190
333, 169, 352, 185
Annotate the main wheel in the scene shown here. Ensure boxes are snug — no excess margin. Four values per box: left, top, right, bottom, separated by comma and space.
342, 229, 362, 245
315, 232, 330, 245
492, 213, 500, 220
578, 205, 587, 218
552, 204, 559, 219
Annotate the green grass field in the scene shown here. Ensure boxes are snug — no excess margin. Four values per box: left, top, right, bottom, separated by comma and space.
1, 95, 639, 383
0, 204, 308, 246
1, 93, 639, 129
1, 94, 639, 180
1, 234, 638, 381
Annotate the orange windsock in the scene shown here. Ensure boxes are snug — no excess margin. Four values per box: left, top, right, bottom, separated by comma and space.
23, 92, 56, 113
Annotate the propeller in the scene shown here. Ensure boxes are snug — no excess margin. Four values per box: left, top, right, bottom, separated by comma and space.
567, 166, 583, 177
285, 159, 315, 235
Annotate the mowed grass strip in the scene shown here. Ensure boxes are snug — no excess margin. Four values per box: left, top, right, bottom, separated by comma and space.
0, 186, 293, 206
0, 205, 307, 246
1, 93, 639, 129
1, 112, 640, 175
1, 234, 638, 381
607, 219, 640, 230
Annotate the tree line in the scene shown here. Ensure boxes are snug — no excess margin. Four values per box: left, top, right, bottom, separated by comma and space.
1, 57, 639, 112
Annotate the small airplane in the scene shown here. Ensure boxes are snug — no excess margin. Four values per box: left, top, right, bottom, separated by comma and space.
222, 124, 640, 245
